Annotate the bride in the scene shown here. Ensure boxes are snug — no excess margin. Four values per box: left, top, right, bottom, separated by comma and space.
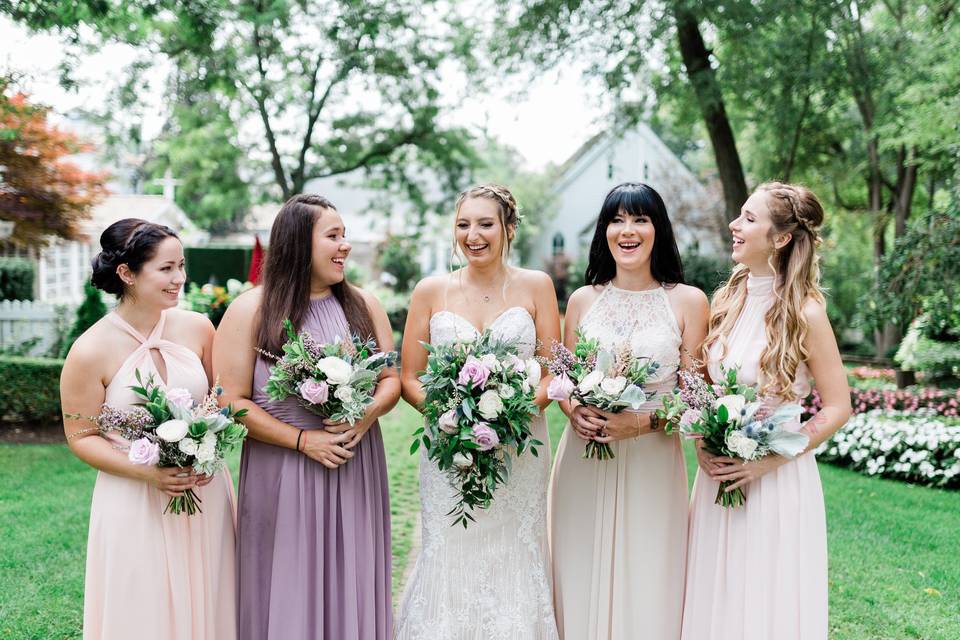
395, 184, 561, 639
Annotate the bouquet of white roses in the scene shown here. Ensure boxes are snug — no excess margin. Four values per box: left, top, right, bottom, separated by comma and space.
412, 331, 543, 528
262, 319, 397, 425
656, 366, 809, 507
544, 329, 660, 460
91, 371, 248, 515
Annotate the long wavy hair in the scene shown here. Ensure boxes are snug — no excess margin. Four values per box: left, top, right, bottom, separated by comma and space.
703, 181, 825, 400
256, 194, 376, 354
584, 182, 684, 287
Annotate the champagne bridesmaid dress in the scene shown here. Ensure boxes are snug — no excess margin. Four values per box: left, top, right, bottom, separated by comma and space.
681, 273, 828, 640
83, 310, 237, 639
549, 284, 688, 639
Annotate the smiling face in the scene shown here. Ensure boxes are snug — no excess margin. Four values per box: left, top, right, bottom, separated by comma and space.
310, 208, 351, 287
605, 208, 655, 270
119, 236, 186, 308
729, 191, 791, 271
455, 197, 512, 267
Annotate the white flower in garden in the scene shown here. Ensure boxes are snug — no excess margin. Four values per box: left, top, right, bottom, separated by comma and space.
480, 353, 501, 373
453, 452, 474, 469
317, 357, 353, 385
334, 385, 354, 403
156, 419, 189, 443
178, 438, 199, 455
715, 394, 746, 423
578, 369, 604, 394
599, 376, 627, 396
498, 384, 516, 400
478, 390, 504, 420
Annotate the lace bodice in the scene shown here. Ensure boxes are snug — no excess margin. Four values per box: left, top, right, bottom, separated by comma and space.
428, 306, 536, 357
579, 285, 682, 400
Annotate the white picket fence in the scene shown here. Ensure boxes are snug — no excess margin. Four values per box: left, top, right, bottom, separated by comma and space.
0, 300, 72, 357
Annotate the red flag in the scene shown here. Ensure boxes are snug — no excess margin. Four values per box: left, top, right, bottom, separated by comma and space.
248, 235, 265, 284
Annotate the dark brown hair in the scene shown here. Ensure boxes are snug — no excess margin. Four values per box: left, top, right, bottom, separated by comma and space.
256, 194, 377, 354
91, 218, 179, 298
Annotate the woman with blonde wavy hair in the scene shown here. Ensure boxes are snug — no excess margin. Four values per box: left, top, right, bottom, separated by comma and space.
681, 183, 851, 640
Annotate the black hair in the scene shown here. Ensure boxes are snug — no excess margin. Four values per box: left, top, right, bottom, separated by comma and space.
90, 219, 180, 297
584, 182, 685, 287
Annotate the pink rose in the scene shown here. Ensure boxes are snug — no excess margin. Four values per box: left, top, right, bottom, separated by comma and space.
679, 408, 701, 429
438, 409, 459, 435
457, 357, 491, 390
128, 437, 160, 466
299, 379, 329, 405
165, 387, 194, 410
546, 374, 574, 401
470, 422, 500, 452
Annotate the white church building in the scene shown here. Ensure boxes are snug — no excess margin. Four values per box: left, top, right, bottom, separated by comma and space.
532, 123, 725, 268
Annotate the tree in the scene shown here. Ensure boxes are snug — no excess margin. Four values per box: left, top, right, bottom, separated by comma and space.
60, 281, 108, 357
0, 78, 108, 247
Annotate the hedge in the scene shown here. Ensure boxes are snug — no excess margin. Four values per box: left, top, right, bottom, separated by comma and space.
0, 356, 64, 424
0, 257, 35, 301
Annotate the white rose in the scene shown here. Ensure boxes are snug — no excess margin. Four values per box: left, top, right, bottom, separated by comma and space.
477, 389, 504, 420
498, 384, 516, 399
599, 376, 627, 396
202, 430, 218, 446
524, 359, 541, 388
317, 357, 353, 385
578, 369, 604, 394
502, 354, 524, 374
334, 385, 354, 402
156, 419, 189, 443
178, 437, 199, 455
453, 452, 474, 469
726, 430, 759, 460
196, 441, 217, 463
715, 394, 746, 423
480, 353, 501, 373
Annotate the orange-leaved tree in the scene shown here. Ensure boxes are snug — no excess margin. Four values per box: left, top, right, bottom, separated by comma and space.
0, 78, 108, 247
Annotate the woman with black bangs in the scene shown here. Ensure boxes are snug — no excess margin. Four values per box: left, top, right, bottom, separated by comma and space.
548, 183, 709, 639
214, 194, 400, 639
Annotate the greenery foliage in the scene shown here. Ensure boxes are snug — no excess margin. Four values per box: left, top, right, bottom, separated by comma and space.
377, 236, 421, 294
681, 250, 730, 297
0, 356, 63, 424
0, 258, 34, 301
59, 282, 107, 358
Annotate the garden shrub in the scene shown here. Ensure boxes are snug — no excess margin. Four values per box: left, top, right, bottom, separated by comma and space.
815, 410, 960, 487
681, 250, 730, 297
803, 386, 960, 421
60, 282, 107, 357
378, 236, 421, 294
0, 257, 34, 301
0, 356, 64, 424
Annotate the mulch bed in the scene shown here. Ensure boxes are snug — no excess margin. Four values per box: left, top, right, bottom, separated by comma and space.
0, 422, 66, 444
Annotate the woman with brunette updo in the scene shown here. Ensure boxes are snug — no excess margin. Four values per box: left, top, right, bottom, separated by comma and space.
60, 219, 237, 639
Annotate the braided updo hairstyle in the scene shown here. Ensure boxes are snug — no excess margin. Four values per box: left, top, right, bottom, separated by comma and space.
453, 183, 520, 261
90, 218, 179, 298
703, 182, 826, 401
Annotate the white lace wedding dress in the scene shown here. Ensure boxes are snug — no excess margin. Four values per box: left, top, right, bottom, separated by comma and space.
394, 306, 559, 640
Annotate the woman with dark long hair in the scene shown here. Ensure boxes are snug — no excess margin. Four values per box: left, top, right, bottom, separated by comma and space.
215, 194, 400, 639
61, 219, 236, 639
548, 183, 709, 639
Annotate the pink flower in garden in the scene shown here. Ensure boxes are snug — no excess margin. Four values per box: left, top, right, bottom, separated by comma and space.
128, 437, 160, 466
299, 379, 329, 405
470, 422, 500, 451
457, 357, 491, 390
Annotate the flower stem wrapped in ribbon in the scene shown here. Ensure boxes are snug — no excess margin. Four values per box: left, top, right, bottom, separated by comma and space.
261, 319, 397, 425
544, 329, 660, 460
656, 366, 809, 507
413, 331, 543, 528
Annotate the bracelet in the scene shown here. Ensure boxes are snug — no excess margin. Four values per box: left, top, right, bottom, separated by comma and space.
296, 429, 304, 452
66, 427, 99, 441
635, 412, 642, 437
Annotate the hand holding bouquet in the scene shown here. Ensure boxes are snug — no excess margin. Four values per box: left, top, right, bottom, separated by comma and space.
544, 329, 660, 460
656, 366, 809, 507
91, 371, 248, 515
262, 320, 397, 425
412, 331, 543, 528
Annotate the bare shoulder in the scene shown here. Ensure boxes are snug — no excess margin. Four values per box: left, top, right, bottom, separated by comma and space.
166, 307, 214, 332
511, 266, 553, 290
802, 297, 831, 326
230, 286, 263, 311
354, 284, 386, 314
666, 283, 709, 308
409, 273, 447, 305
567, 284, 602, 310
62, 317, 113, 372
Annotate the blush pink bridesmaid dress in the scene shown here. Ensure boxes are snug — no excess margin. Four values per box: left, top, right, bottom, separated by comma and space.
681, 273, 828, 640
82, 310, 237, 640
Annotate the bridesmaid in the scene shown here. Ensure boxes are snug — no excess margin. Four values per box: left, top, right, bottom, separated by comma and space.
60, 219, 236, 639
215, 194, 400, 639
549, 183, 708, 639
681, 182, 851, 640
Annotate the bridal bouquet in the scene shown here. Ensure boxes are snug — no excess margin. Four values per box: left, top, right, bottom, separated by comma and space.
656, 366, 809, 507
92, 371, 248, 515
262, 320, 397, 425
544, 330, 660, 460
413, 331, 543, 528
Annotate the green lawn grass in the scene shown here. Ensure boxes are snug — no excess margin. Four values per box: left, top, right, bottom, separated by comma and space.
0, 405, 957, 639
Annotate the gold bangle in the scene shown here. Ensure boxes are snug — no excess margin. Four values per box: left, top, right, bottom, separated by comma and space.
635, 412, 642, 437
66, 427, 99, 441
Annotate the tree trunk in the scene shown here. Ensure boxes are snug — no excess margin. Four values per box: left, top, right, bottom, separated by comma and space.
672, 3, 748, 231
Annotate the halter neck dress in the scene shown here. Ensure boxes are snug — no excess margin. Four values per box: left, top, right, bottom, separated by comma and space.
83, 310, 237, 640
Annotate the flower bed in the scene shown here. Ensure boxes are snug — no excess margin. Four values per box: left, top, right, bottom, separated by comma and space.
803, 387, 960, 421
815, 410, 960, 488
